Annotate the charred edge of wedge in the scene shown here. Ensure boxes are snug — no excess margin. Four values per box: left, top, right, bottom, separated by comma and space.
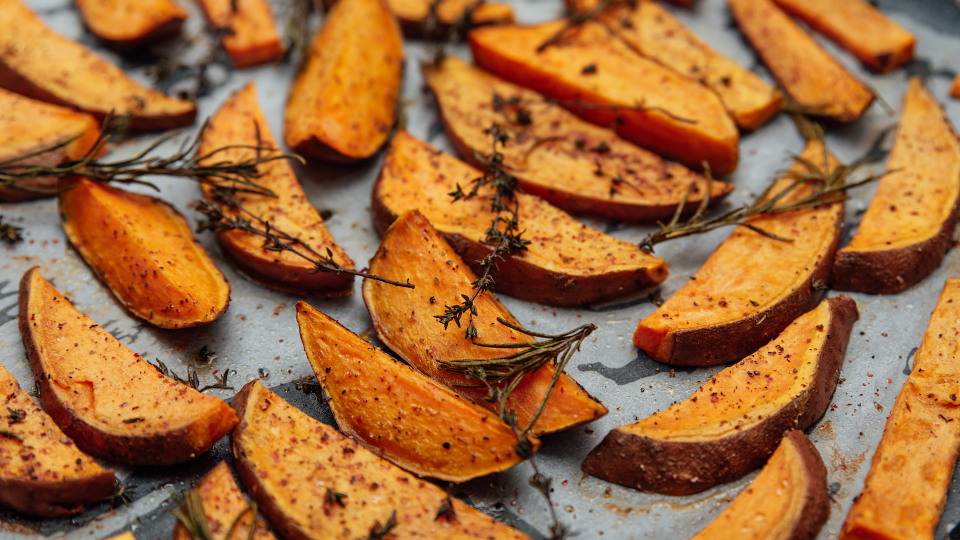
830, 198, 960, 295
661, 214, 841, 367
370, 163, 666, 307
0, 470, 116, 517
585, 295, 857, 495
781, 431, 831, 540
17, 267, 237, 465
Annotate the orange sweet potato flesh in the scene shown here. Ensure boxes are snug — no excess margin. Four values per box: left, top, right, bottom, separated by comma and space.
388, 0, 513, 38
297, 302, 537, 482
374, 132, 667, 306
689, 431, 829, 540
831, 78, 960, 295
0, 88, 101, 203
840, 279, 960, 540
200, 83, 354, 294
634, 141, 844, 366
231, 380, 533, 540
469, 21, 739, 175
363, 209, 608, 436
952, 75, 960, 100
585, 296, 857, 495
0, 0, 195, 132
18, 268, 238, 465
172, 462, 277, 540
0, 359, 115, 516
196, 0, 284, 68
74, 0, 187, 49
59, 179, 231, 328
588, 0, 781, 130
772, 0, 915, 74
423, 56, 731, 221
727, 0, 874, 122
284, 0, 403, 161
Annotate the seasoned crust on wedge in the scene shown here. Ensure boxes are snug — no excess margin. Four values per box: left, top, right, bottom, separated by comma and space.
584, 296, 857, 495
171, 462, 277, 540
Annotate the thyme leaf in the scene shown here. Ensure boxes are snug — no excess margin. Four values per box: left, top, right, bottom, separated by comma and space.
366, 510, 398, 540
435, 495, 457, 521
0, 430, 22, 442
537, 0, 632, 52
6, 407, 25, 424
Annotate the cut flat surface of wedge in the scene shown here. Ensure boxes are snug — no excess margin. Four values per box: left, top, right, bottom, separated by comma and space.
840, 279, 960, 540
230, 380, 533, 540
0, 88, 100, 202
172, 462, 277, 540
297, 302, 535, 482
0, 359, 115, 516
73, 0, 187, 48
199, 83, 354, 295
634, 141, 843, 366
363, 209, 608, 436
60, 179, 230, 328
196, 0, 284, 68
374, 132, 667, 306
469, 20, 739, 175
18, 267, 238, 465
585, 296, 857, 495
689, 431, 829, 540
0, 0, 195, 132
831, 78, 960, 294
423, 56, 731, 221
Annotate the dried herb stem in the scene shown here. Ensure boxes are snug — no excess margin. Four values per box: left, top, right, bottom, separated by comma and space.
0, 216, 23, 245
537, 0, 628, 52
172, 486, 258, 540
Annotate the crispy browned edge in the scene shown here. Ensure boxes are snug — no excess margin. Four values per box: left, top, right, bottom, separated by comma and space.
18, 266, 227, 465
214, 240, 354, 298
85, 14, 185, 50
370, 141, 663, 307
0, 469, 116, 517
780, 430, 831, 540
583, 295, 857, 496
661, 208, 843, 366
830, 197, 960, 295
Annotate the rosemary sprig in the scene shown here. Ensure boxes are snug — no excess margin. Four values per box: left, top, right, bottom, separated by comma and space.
0, 216, 23, 245
172, 486, 259, 540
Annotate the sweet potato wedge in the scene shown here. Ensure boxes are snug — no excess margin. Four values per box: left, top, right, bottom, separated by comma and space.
363, 209, 608, 436
284, 0, 403, 162
0, 88, 101, 203
0, 0, 195, 132
830, 78, 960, 295
422, 56, 732, 221
840, 279, 960, 540
0, 359, 115, 516
196, 0, 284, 68
374, 132, 668, 306
172, 462, 277, 540
689, 431, 829, 540
468, 21, 739, 175
772, 0, 914, 74
389, 0, 513, 39
74, 0, 187, 49
727, 0, 874, 122
59, 179, 230, 328
952, 75, 960, 100
296, 301, 536, 482
199, 83, 354, 295
18, 268, 238, 465
585, 296, 856, 495
231, 380, 533, 540
633, 141, 844, 366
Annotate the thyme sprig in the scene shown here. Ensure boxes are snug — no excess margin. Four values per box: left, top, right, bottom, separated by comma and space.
0, 216, 23, 245
196, 192, 414, 289
149, 358, 235, 393
537, 0, 630, 52
172, 486, 259, 540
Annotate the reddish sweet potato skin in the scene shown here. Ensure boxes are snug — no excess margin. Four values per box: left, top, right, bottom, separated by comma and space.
583, 296, 857, 495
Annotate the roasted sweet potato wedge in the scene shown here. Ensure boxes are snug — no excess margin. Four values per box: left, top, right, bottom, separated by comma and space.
231, 380, 533, 540
568, 0, 782, 130
363, 209, 608, 436
0, 88, 101, 203
952, 75, 960, 100
689, 431, 829, 540
586, 296, 856, 495
284, 0, 403, 161
840, 279, 960, 540
469, 21, 739, 175
727, 0, 874, 122
19, 268, 238, 465
0, 360, 115, 516
172, 462, 277, 540
423, 56, 731, 221
390, 0, 513, 38
374, 132, 668, 306
297, 302, 536, 482
196, 0, 284, 68
74, 0, 187, 49
60, 179, 230, 328
200, 83, 354, 294
772, 0, 914, 74
634, 141, 844, 366
830, 79, 960, 295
